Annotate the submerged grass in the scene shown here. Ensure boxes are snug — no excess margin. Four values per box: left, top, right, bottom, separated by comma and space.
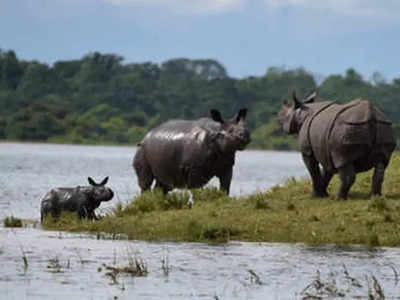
100, 247, 148, 287
300, 265, 387, 299
43, 153, 400, 246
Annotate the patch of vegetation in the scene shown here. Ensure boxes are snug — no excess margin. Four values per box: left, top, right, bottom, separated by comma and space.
186, 220, 240, 243
248, 269, 263, 286
46, 256, 65, 273
115, 188, 193, 216
248, 192, 270, 210
4, 216, 23, 227
20, 245, 28, 271
161, 252, 170, 277
41, 211, 80, 231
42, 153, 400, 246
300, 265, 386, 299
99, 248, 148, 286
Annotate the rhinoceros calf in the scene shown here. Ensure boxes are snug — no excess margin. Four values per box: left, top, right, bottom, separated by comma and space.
133, 109, 250, 195
278, 91, 396, 200
40, 177, 114, 222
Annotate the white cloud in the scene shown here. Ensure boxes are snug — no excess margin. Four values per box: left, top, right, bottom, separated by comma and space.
263, 0, 400, 18
101, 0, 400, 19
104, 0, 244, 14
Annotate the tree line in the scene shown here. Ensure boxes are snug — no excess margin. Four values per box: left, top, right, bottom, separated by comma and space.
0, 49, 398, 150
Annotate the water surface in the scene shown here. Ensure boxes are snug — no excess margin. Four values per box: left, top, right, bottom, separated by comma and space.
0, 143, 399, 299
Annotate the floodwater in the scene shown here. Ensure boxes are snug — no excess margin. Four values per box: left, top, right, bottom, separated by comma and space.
0, 143, 399, 299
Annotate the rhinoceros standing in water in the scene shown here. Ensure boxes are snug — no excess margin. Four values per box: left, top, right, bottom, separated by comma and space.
40, 177, 114, 222
278, 91, 396, 200
133, 109, 250, 195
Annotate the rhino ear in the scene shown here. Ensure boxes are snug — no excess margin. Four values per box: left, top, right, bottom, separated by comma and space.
292, 90, 303, 109
88, 177, 97, 186
236, 108, 247, 123
304, 91, 318, 104
210, 109, 224, 124
100, 176, 109, 186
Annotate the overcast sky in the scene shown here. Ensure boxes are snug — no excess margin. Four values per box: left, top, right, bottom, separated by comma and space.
1, 0, 399, 81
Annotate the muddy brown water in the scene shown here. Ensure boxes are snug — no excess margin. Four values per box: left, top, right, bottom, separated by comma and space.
1, 143, 399, 299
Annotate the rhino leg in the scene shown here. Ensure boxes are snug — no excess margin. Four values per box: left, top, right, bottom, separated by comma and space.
133, 147, 154, 193
40, 191, 61, 223
321, 168, 333, 195
154, 180, 171, 195
84, 208, 98, 220
336, 164, 356, 200
302, 154, 328, 197
218, 167, 233, 195
40, 200, 52, 223
371, 162, 386, 196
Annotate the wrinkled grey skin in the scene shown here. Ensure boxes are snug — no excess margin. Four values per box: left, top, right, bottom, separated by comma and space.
40, 177, 114, 222
278, 91, 396, 200
133, 109, 251, 195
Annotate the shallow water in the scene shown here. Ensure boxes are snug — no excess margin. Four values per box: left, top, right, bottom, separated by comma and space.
1, 143, 399, 299
2, 227, 400, 299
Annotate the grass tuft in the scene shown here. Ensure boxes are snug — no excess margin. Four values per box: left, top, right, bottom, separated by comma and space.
248, 193, 270, 210
368, 196, 388, 212
301, 266, 387, 299
115, 188, 196, 217
4, 216, 23, 227
366, 231, 380, 248
102, 248, 148, 286
47, 256, 64, 273
185, 220, 239, 243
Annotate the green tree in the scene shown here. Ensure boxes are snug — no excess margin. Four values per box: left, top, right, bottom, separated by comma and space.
1, 50, 24, 90
0, 48, 399, 150
17, 61, 54, 99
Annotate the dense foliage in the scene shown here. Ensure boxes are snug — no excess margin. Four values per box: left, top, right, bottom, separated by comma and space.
0, 49, 398, 149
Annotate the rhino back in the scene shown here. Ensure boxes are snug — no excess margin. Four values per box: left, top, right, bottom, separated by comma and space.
334, 100, 395, 147
52, 187, 89, 211
142, 119, 221, 187
301, 100, 395, 171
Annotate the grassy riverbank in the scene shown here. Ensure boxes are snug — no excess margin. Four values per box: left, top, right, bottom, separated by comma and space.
43, 153, 400, 247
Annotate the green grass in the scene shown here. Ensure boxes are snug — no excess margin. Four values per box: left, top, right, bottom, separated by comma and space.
43, 153, 400, 247
4, 216, 23, 227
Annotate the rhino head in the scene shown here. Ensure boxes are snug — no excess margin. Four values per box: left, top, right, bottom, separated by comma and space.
87, 176, 114, 203
210, 108, 251, 152
278, 90, 317, 134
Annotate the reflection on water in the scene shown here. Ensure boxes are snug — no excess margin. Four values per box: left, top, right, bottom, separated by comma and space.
0, 143, 399, 299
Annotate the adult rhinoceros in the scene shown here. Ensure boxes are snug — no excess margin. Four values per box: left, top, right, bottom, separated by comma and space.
133, 109, 250, 195
278, 91, 396, 200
